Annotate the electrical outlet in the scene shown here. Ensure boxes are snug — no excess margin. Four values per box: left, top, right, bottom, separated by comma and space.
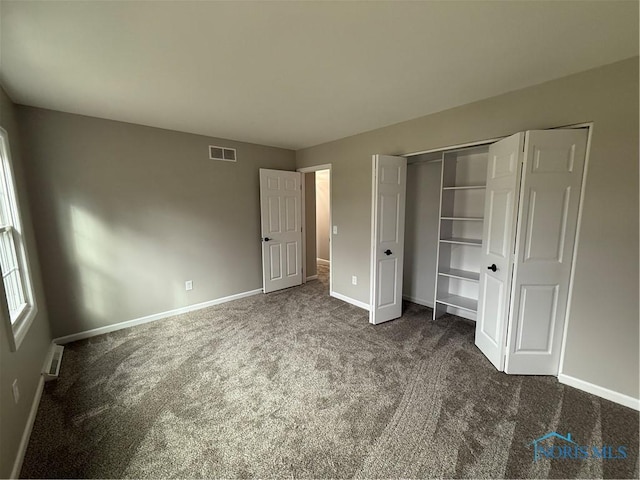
352, 276, 357, 285
333, 225, 338, 235
11, 379, 19, 404
185, 280, 193, 291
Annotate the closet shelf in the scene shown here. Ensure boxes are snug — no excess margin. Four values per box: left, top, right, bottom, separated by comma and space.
442, 185, 486, 191
439, 237, 482, 246
436, 294, 478, 313
438, 268, 480, 282
440, 216, 483, 221
433, 143, 489, 322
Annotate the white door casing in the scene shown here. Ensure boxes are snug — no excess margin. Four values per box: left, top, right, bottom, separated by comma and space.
505, 129, 588, 374
475, 133, 525, 370
370, 155, 407, 325
259, 169, 303, 293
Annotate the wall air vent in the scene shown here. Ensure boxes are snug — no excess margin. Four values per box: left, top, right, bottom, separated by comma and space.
209, 145, 237, 162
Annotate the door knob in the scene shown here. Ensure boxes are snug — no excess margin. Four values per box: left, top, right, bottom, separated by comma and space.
263, 237, 271, 242
488, 264, 497, 272
384, 249, 392, 256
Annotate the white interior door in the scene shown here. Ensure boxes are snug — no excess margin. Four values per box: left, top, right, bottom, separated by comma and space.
505, 129, 587, 374
260, 169, 302, 293
475, 133, 525, 370
369, 155, 407, 325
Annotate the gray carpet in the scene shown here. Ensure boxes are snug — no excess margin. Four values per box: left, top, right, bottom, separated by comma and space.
21, 265, 639, 478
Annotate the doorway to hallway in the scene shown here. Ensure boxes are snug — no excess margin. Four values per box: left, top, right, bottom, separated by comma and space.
298, 165, 331, 294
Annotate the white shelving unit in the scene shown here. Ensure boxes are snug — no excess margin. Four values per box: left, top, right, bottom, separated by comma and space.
433, 146, 489, 321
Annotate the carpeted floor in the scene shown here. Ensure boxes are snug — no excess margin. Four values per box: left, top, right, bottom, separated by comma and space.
21, 264, 639, 478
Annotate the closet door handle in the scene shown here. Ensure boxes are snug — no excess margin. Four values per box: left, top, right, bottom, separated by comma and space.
263, 237, 271, 242
384, 249, 393, 256
488, 264, 497, 272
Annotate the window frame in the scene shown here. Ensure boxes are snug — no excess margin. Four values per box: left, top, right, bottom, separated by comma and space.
0, 127, 37, 351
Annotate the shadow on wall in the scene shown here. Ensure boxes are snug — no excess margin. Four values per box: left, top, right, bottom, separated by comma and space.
33, 160, 273, 338
60, 194, 250, 335
68, 204, 112, 321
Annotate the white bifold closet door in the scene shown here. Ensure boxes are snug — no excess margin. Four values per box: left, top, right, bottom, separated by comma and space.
370, 154, 407, 325
475, 129, 588, 375
475, 132, 524, 370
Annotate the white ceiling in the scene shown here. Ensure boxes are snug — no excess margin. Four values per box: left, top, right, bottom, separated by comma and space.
1, 1, 637, 150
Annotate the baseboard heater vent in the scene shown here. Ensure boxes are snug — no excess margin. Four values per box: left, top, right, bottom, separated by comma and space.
43, 344, 64, 381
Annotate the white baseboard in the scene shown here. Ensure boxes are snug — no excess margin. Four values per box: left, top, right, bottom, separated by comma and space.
53, 288, 263, 344
558, 373, 640, 411
306, 275, 318, 281
402, 295, 434, 309
316, 258, 330, 266
330, 291, 370, 311
11, 376, 44, 479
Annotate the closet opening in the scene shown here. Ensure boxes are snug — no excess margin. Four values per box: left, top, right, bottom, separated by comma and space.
372, 124, 592, 376
403, 144, 493, 323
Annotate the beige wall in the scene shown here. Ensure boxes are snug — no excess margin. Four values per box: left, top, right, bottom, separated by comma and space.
0, 87, 52, 478
296, 57, 639, 400
315, 170, 330, 262
403, 160, 441, 307
18, 107, 296, 339
304, 172, 317, 278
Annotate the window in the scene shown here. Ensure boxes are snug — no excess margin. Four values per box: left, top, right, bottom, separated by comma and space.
0, 127, 37, 351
